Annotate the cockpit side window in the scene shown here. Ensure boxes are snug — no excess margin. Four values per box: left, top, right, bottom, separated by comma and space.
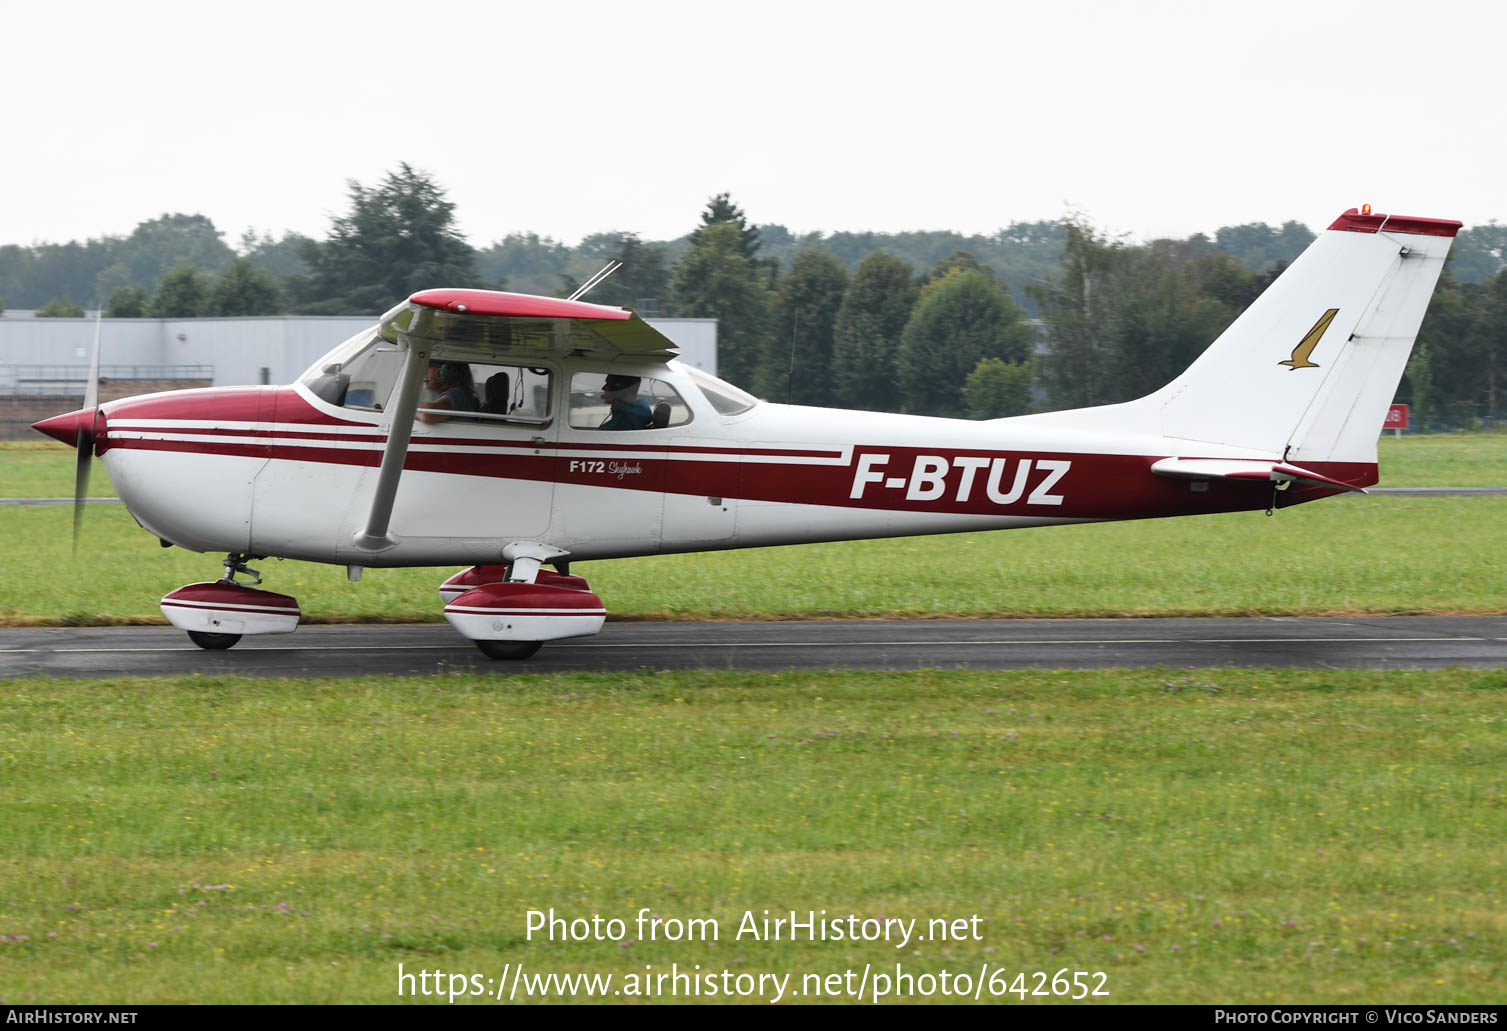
418, 360, 552, 425
300, 333, 554, 424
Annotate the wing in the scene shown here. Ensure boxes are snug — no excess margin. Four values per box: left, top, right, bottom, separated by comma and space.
379, 288, 678, 365
353, 288, 675, 557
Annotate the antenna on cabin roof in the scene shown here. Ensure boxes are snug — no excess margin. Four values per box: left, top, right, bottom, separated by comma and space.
567, 260, 623, 302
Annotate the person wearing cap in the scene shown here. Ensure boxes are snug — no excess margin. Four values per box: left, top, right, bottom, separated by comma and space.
599, 374, 653, 431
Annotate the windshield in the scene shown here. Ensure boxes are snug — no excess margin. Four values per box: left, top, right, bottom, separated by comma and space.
298, 330, 405, 410
684, 365, 758, 416
299, 329, 385, 408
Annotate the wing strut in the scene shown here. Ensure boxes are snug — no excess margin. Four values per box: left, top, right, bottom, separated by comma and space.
352, 336, 430, 553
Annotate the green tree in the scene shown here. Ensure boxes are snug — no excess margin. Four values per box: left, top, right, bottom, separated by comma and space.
92, 213, 236, 301
240, 229, 314, 279
206, 257, 283, 316
691, 193, 761, 260
562, 233, 670, 312
475, 232, 570, 295
36, 298, 86, 317
1470, 271, 1507, 422
1440, 222, 1506, 284
764, 249, 848, 404
1030, 222, 1246, 409
671, 222, 774, 391
1412, 268, 1486, 426
963, 357, 1033, 419
1027, 219, 1123, 410
124, 213, 233, 278
898, 269, 1034, 418
1213, 220, 1315, 275
1103, 240, 1242, 400
292, 163, 480, 314
148, 264, 208, 317
927, 250, 992, 284
832, 252, 919, 412
1403, 343, 1436, 431
104, 286, 149, 317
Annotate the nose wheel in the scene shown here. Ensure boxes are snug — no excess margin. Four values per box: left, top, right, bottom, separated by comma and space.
475, 640, 542, 660
188, 630, 243, 651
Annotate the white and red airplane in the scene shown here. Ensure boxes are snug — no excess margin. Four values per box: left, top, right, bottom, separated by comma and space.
33, 207, 1459, 659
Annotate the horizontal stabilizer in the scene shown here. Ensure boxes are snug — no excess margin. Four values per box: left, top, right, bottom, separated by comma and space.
1150, 458, 1367, 494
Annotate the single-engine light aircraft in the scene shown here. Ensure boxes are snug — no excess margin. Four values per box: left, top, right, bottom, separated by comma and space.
34, 207, 1459, 659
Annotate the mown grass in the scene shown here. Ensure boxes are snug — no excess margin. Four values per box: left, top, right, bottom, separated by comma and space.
0, 668, 1500, 1004
1, 496, 1503, 626
0, 442, 115, 498
2, 434, 1503, 625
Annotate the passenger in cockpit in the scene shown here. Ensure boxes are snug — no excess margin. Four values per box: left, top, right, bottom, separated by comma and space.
598, 375, 654, 431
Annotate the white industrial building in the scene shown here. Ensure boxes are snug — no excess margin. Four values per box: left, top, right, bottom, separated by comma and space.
0, 314, 717, 389
0, 314, 716, 438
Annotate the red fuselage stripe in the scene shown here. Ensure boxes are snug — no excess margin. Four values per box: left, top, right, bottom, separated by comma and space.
109, 425, 844, 459
104, 432, 1377, 520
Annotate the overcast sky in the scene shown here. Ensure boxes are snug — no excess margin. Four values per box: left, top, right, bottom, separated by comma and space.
8, 0, 1501, 250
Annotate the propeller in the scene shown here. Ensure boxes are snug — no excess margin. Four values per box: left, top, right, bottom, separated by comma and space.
72, 309, 104, 553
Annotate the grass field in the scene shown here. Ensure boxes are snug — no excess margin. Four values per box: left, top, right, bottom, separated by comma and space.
3, 493, 1503, 625
0, 668, 1500, 1004
3, 433, 1503, 626
1, 436, 1505, 627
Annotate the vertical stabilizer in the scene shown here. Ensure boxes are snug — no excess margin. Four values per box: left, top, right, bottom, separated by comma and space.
1150, 209, 1459, 465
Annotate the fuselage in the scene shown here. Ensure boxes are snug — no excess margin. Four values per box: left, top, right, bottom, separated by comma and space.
86, 356, 1362, 568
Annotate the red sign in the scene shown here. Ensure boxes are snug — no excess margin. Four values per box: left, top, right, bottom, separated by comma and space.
1385, 404, 1410, 429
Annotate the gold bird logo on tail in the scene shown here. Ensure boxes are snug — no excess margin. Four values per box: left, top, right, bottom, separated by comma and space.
1280, 308, 1340, 370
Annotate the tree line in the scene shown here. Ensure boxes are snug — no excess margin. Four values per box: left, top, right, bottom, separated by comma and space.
2, 164, 1503, 426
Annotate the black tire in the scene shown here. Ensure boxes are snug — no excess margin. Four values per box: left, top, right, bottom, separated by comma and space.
187, 630, 242, 650
475, 640, 542, 660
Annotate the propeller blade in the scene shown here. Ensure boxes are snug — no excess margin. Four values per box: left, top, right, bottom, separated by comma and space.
72, 416, 94, 554
73, 307, 105, 554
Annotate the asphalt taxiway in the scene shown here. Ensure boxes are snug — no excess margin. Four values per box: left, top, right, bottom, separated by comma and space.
2, 615, 1504, 678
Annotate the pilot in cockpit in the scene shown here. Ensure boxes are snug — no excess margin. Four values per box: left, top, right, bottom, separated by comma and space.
419, 362, 479, 423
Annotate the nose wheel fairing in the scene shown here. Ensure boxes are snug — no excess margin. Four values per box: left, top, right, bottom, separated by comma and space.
161, 579, 301, 646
